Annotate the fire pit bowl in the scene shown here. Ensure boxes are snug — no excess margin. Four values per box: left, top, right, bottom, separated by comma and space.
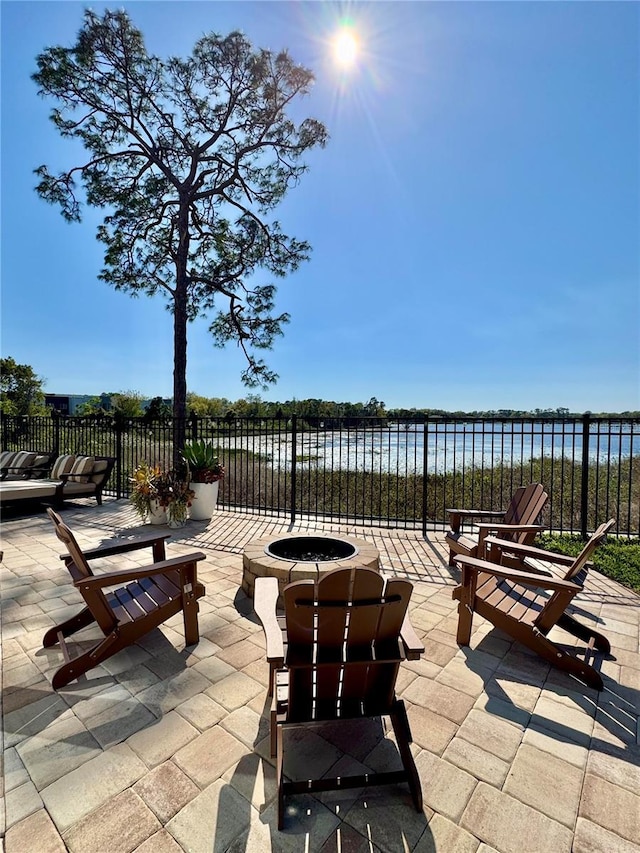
242, 533, 380, 601
265, 536, 358, 562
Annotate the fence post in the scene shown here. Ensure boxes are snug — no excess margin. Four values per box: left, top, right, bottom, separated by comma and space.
580, 411, 591, 540
422, 417, 429, 537
51, 410, 60, 456
290, 414, 297, 524
190, 411, 198, 441
114, 413, 124, 499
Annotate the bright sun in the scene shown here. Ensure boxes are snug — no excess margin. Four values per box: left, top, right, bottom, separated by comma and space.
332, 28, 359, 68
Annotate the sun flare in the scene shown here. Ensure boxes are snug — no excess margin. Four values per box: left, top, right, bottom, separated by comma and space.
332, 28, 359, 68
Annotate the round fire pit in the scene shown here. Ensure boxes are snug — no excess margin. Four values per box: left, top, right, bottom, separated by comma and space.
242, 533, 380, 600
265, 536, 358, 563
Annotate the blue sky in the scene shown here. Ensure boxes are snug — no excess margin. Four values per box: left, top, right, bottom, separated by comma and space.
1, 1, 638, 412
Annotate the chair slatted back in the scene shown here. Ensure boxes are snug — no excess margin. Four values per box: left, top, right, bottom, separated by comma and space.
283, 567, 412, 721
534, 518, 615, 632
501, 483, 549, 544
47, 508, 118, 633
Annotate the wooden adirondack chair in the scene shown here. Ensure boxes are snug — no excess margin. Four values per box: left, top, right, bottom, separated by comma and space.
255, 567, 425, 829
452, 519, 615, 690
44, 508, 206, 689
445, 483, 549, 566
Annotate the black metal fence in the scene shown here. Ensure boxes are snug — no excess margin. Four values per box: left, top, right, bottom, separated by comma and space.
2, 412, 639, 538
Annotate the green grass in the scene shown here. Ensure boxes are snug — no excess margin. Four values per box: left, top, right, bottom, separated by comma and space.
536, 533, 640, 594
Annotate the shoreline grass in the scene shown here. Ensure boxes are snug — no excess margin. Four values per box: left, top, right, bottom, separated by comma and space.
536, 533, 640, 594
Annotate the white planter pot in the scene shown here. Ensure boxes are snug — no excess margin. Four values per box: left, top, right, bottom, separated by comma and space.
189, 481, 219, 520
148, 500, 167, 525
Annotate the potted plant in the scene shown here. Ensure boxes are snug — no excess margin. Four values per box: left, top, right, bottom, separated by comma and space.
130, 463, 194, 527
130, 462, 168, 524
180, 440, 225, 520
162, 469, 195, 528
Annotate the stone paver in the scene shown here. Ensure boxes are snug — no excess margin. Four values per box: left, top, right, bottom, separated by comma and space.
416, 813, 480, 853
443, 735, 510, 787
62, 789, 161, 853
503, 743, 583, 827
133, 762, 200, 823
573, 817, 640, 853
455, 708, 524, 762
126, 710, 199, 767
414, 749, 478, 821
461, 782, 573, 853
1, 501, 638, 852
579, 773, 640, 846
173, 725, 248, 788
403, 677, 476, 724
40, 743, 148, 832
406, 704, 458, 756
4, 808, 66, 853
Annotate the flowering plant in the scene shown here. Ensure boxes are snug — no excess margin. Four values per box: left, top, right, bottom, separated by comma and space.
130, 462, 194, 522
161, 469, 195, 524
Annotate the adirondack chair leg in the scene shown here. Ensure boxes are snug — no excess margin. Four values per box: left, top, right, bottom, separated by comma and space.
455, 567, 476, 646
390, 699, 423, 812
43, 607, 95, 648
182, 593, 200, 646
276, 718, 285, 830
270, 704, 277, 758
51, 631, 125, 690
557, 613, 611, 653
524, 629, 604, 691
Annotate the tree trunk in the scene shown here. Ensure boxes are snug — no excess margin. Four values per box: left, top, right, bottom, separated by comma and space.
173, 203, 190, 464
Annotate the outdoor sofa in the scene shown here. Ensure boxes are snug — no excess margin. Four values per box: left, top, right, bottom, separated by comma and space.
0, 454, 115, 508
0, 450, 55, 480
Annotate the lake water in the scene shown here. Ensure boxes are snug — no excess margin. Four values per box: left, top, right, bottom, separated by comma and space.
220, 421, 639, 475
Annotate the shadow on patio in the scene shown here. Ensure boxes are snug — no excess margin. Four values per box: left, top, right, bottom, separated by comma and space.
1, 499, 638, 852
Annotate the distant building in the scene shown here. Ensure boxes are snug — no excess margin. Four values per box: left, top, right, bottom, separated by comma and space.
44, 394, 170, 415
44, 394, 101, 415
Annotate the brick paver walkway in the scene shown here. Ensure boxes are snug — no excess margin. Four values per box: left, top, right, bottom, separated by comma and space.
1, 500, 639, 852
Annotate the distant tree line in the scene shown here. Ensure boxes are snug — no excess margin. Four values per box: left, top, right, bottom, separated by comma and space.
1, 358, 637, 420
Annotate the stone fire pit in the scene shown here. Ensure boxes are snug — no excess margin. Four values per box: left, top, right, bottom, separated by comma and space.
242, 532, 380, 600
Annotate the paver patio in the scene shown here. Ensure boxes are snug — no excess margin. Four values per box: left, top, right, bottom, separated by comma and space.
1, 499, 639, 852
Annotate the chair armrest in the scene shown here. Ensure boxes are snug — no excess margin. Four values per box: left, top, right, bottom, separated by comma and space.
254, 577, 285, 665
75, 552, 206, 589
454, 555, 580, 592
62, 531, 172, 561
476, 523, 544, 535
400, 614, 424, 660
483, 537, 576, 566
447, 508, 505, 534
446, 509, 505, 518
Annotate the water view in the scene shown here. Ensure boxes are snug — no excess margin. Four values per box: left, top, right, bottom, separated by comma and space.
220, 421, 639, 475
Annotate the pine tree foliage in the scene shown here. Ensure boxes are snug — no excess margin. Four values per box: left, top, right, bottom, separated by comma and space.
33, 9, 328, 422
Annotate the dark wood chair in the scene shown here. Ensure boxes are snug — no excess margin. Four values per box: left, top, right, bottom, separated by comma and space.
452, 518, 615, 690
445, 483, 549, 566
44, 508, 206, 689
255, 566, 425, 829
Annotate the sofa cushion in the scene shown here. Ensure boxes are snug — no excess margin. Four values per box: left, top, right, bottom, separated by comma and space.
9, 451, 38, 471
90, 459, 109, 484
61, 480, 98, 496
68, 456, 95, 483
0, 480, 58, 503
0, 451, 17, 469
51, 455, 76, 480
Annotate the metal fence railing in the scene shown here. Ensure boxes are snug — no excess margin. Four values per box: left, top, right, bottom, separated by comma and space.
2, 412, 639, 538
